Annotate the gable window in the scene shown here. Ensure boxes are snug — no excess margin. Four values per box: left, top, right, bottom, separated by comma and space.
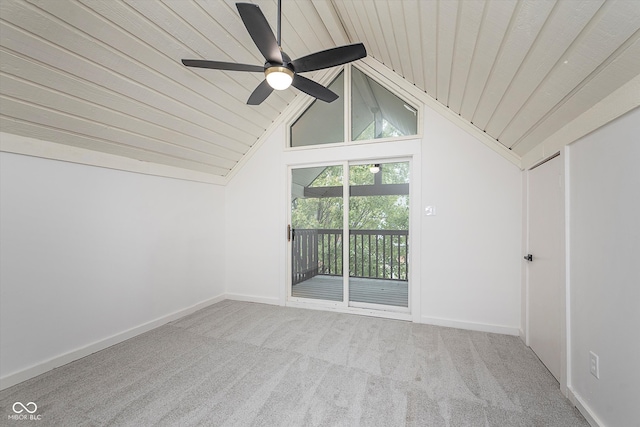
351, 67, 417, 141
289, 65, 418, 148
290, 72, 344, 147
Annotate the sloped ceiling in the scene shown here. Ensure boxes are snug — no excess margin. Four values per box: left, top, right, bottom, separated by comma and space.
1, 0, 639, 178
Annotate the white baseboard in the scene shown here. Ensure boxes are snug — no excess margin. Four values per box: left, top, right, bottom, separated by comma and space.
420, 316, 520, 336
0, 297, 520, 390
0, 294, 226, 391
519, 328, 526, 343
568, 388, 604, 427
225, 293, 281, 305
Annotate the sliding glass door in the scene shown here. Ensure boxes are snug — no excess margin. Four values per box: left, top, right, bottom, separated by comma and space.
348, 162, 409, 308
290, 165, 344, 302
289, 160, 409, 310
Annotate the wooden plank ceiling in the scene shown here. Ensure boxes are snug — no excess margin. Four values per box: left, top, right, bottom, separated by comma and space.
1, 0, 639, 177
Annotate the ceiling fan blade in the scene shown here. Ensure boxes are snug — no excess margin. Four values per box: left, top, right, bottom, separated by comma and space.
292, 75, 338, 103
182, 60, 263, 72
236, 3, 283, 65
291, 43, 367, 73
247, 79, 274, 105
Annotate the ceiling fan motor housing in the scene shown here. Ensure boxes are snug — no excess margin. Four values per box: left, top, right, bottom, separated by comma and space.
264, 51, 294, 90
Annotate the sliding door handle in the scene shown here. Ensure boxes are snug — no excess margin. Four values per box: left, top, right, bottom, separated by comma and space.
524, 254, 533, 262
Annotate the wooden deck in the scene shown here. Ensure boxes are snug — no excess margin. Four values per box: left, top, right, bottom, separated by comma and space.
292, 275, 408, 307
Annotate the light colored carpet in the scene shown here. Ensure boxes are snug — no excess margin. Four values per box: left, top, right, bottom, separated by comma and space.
0, 300, 587, 426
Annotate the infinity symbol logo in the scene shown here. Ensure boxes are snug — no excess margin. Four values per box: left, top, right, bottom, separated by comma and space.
12, 402, 38, 414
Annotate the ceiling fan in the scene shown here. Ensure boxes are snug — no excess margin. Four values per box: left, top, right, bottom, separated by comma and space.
182, 1, 366, 105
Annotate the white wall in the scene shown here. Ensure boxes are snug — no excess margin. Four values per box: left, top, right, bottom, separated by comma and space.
225, 101, 522, 334
225, 126, 286, 304
0, 150, 226, 387
567, 107, 640, 426
420, 107, 522, 333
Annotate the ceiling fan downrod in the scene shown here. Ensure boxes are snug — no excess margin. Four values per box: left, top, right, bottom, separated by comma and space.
277, 0, 282, 47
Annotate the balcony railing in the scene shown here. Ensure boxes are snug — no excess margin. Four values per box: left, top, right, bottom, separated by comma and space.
292, 228, 408, 286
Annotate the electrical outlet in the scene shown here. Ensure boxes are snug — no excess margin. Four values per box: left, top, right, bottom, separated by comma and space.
589, 351, 600, 379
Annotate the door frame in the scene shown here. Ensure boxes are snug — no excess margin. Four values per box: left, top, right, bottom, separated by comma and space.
524, 149, 569, 396
285, 156, 419, 321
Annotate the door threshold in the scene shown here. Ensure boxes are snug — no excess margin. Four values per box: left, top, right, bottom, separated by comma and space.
286, 298, 412, 321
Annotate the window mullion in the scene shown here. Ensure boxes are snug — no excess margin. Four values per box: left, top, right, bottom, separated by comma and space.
344, 64, 351, 143
342, 160, 350, 306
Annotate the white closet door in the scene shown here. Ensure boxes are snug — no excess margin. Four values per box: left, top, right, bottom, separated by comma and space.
528, 154, 563, 381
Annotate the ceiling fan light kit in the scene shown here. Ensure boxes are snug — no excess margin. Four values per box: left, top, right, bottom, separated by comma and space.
265, 66, 294, 90
181, 2, 366, 105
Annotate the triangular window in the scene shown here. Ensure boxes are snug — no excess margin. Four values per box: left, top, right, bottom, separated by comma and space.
289, 66, 418, 148
290, 72, 344, 147
351, 67, 417, 141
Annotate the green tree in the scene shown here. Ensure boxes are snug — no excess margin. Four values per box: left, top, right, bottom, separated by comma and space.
292, 162, 409, 231
292, 163, 410, 280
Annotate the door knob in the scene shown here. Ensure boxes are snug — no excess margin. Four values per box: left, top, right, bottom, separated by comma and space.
524, 254, 533, 262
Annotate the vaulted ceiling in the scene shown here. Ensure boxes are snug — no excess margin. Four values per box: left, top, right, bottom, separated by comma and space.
2, 0, 639, 178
